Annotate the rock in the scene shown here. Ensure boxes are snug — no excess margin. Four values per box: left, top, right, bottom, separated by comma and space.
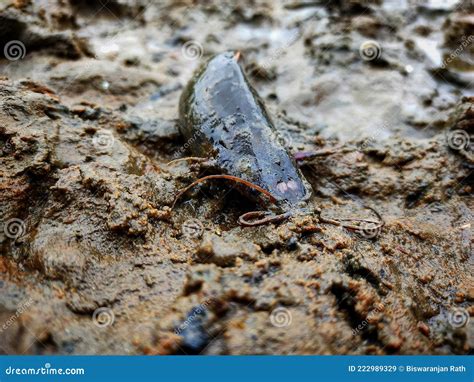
352, 16, 382, 38
443, 13, 474, 49
196, 232, 260, 267
0, 6, 92, 59
175, 306, 210, 354
30, 234, 87, 282
122, 114, 180, 151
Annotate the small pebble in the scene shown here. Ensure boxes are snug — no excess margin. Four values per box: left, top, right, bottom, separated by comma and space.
417, 321, 430, 337
286, 236, 298, 251
100, 80, 110, 91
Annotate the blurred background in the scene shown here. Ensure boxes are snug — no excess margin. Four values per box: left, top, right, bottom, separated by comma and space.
1, 0, 472, 145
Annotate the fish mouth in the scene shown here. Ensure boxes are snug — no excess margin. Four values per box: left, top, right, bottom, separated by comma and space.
276, 180, 300, 194
274, 179, 311, 205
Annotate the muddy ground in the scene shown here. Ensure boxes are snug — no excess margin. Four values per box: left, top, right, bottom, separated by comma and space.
0, 0, 473, 355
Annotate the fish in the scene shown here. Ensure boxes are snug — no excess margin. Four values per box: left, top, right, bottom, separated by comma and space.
178, 51, 312, 224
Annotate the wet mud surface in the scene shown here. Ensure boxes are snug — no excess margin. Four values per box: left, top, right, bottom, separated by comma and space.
0, 0, 473, 354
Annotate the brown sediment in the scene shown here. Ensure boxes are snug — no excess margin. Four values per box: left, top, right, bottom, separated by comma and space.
0, 0, 472, 355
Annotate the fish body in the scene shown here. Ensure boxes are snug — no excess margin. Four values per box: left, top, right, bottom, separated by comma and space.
179, 51, 311, 210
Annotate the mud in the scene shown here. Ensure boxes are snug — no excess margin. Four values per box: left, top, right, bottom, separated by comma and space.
0, 0, 472, 355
